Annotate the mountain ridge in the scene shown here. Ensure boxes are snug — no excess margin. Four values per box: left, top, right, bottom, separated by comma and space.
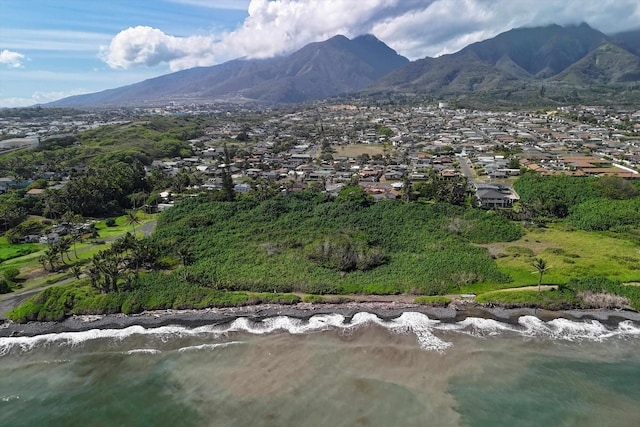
49, 24, 640, 107
370, 23, 640, 105
50, 34, 409, 106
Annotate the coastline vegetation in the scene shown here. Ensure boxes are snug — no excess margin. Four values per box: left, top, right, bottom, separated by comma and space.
476, 277, 640, 311
7, 190, 522, 321
7, 171, 640, 322
4, 117, 640, 322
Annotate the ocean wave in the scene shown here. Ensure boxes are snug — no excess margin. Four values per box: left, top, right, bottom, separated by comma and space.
1, 313, 639, 356
0, 325, 198, 357
518, 316, 622, 341
177, 341, 243, 353
1, 395, 19, 402
435, 317, 520, 336
125, 348, 162, 355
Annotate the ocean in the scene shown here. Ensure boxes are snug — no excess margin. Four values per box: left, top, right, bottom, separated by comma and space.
1, 312, 639, 427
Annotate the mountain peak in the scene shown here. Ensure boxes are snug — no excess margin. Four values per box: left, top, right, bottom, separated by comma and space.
50, 33, 408, 106
326, 34, 349, 43
353, 34, 381, 42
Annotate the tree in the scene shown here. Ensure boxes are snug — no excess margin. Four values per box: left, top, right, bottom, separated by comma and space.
129, 191, 148, 210
71, 264, 82, 280
532, 257, 551, 292
0, 203, 26, 232
62, 211, 84, 258
44, 247, 59, 271
125, 209, 141, 233
0, 279, 10, 294
57, 237, 73, 264
38, 254, 49, 272
594, 175, 638, 200
336, 186, 373, 207
401, 174, 414, 203
221, 145, 236, 202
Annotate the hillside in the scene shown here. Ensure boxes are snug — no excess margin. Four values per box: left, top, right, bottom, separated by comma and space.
46, 23, 640, 108
371, 23, 640, 105
50, 35, 408, 106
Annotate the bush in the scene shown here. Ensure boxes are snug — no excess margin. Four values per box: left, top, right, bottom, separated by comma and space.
569, 198, 640, 231
306, 233, 387, 272
476, 289, 579, 310
303, 294, 326, 304
0, 279, 11, 294
3, 267, 20, 282
105, 218, 117, 227
566, 276, 640, 310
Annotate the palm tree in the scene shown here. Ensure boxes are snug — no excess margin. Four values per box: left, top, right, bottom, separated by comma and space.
532, 257, 551, 292
38, 254, 49, 272
58, 236, 73, 264
70, 230, 83, 259
45, 247, 59, 271
71, 264, 82, 280
125, 209, 141, 233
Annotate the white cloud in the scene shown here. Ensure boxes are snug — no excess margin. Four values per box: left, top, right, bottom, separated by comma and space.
2, 29, 112, 52
0, 50, 26, 68
0, 89, 89, 108
372, 0, 640, 58
216, 0, 426, 59
100, 0, 640, 72
100, 26, 218, 71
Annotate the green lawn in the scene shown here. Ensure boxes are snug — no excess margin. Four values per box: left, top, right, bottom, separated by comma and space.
461, 223, 640, 294
0, 237, 41, 263
93, 213, 156, 239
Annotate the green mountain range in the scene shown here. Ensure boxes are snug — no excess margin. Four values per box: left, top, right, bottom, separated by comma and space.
49, 23, 640, 108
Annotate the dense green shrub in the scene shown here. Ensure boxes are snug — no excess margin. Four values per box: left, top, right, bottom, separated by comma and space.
148, 195, 516, 296
0, 279, 10, 294
514, 172, 600, 218
3, 267, 20, 282
306, 232, 387, 272
568, 198, 640, 231
10, 193, 524, 320
5, 220, 46, 243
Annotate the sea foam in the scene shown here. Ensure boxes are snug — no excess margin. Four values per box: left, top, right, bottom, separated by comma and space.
1, 312, 639, 356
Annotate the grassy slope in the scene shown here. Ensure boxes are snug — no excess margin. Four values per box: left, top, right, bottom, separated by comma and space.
8, 195, 640, 320
461, 223, 640, 293
149, 195, 519, 295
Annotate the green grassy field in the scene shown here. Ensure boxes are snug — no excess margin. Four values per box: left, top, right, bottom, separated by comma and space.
460, 223, 640, 294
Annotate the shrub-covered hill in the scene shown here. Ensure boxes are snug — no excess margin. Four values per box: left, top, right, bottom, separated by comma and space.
148, 191, 522, 295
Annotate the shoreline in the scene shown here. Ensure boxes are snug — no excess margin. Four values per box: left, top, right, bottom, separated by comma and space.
2, 301, 640, 338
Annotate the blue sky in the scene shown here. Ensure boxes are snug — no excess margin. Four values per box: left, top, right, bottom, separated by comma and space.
1, 0, 639, 108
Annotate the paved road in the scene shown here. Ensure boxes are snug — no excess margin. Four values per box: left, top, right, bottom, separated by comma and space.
458, 156, 476, 184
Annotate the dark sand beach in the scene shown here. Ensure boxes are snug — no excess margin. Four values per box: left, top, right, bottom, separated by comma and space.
3, 300, 639, 338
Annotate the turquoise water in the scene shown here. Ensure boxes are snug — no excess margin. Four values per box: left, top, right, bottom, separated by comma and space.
1, 313, 639, 427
